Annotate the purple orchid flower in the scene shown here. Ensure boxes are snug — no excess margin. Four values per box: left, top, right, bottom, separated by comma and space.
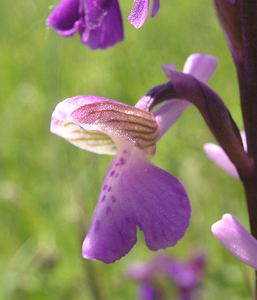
51, 96, 190, 263
127, 266, 162, 300
165, 254, 205, 300
50, 54, 216, 263
47, 0, 160, 49
204, 131, 246, 179
212, 213, 257, 270
126, 253, 205, 300
138, 282, 161, 300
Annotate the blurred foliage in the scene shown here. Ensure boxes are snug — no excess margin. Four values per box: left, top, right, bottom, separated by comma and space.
0, 0, 253, 299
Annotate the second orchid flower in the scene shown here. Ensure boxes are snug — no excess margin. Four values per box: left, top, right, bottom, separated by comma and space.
47, 0, 160, 49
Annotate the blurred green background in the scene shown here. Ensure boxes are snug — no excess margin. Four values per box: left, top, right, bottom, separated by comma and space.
0, 0, 253, 299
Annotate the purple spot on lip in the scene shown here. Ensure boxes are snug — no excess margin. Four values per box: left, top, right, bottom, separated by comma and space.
107, 186, 112, 192
111, 196, 117, 203
101, 195, 106, 203
103, 184, 108, 191
106, 206, 112, 215
115, 173, 119, 178
115, 162, 119, 167
122, 149, 128, 154
119, 157, 126, 165
110, 170, 115, 177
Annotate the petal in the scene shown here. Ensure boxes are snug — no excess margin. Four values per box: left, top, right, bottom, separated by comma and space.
182, 54, 217, 84
51, 96, 116, 154
128, 0, 150, 29
51, 96, 159, 155
203, 131, 246, 179
81, 0, 124, 49
139, 282, 161, 300
82, 147, 191, 263
167, 254, 205, 289
47, 0, 82, 37
126, 262, 154, 281
71, 98, 159, 155
203, 143, 239, 178
84, 0, 114, 27
211, 214, 257, 270
153, 54, 217, 139
154, 100, 189, 140
151, 0, 160, 18
162, 64, 177, 78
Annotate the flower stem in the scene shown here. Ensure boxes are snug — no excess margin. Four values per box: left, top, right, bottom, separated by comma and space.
236, 1, 257, 163
77, 204, 104, 300
236, 1, 257, 298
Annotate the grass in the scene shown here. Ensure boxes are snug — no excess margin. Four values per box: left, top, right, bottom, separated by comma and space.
0, 0, 253, 299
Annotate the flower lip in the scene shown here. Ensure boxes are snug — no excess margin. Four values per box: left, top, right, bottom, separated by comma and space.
82, 146, 191, 263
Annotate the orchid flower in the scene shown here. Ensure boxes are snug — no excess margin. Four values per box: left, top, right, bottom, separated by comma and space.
165, 254, 205, 300
126, 253, 205, 300
138, 282, 161, 300
212, 213, 257, 270
47, 0, 160, 49
204, 131, 246, 179
126, 260, 164, 300
50, 54, 216, 263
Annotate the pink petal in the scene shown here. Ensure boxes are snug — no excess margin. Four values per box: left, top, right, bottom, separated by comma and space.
203, 131, 246, 179
182, 54, 217, 84
82, 147, 191, 263
128, 0, 150, 29
154, 100, 189, 139
212, 214, 257, 270
203, 143, 239, 178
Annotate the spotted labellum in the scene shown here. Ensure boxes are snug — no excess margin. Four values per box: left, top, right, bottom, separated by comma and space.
50, 54, 216, 263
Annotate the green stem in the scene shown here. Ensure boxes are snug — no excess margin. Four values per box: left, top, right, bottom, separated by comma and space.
77, 204, 104, 300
